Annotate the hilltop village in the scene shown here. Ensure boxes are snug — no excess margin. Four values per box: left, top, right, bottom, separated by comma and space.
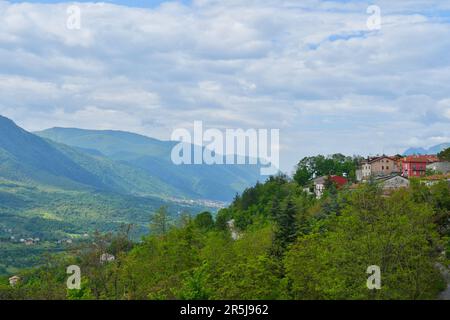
306, 153, 450, 199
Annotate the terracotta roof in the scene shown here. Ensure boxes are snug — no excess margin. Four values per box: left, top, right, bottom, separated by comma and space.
403, 155, 439, 163
313, 175, 348, 186
368, 156, 397, 164
329, 175, 348, 186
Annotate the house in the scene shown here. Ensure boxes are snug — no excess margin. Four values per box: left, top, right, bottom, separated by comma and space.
360, 159, 372, 180
313, 175, 348, 198
100, 253, 115, 264
358, 156, 400, 180
402, 155, 439, 177
368, 156, 400, 177
427, 161, 450, 174
313, 176, 327, 198
356, 169, 363, 182
9, 275, 21, 287
376, 175, 410, 191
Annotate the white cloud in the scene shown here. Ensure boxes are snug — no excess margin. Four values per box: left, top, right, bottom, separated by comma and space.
0, 0, 449, 170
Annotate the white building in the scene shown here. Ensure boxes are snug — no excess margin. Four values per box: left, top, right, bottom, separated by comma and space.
313, 176, 327, 199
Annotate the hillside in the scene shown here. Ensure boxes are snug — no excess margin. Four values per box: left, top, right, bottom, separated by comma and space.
36, 127, 263, 201
0, 115, 232, 273
2, 172, 449, 300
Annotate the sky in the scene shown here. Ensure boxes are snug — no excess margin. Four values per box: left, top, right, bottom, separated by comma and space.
0, 0, 450, 172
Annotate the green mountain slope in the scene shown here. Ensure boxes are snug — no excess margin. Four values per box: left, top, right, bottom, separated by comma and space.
36, 127, 262, 201
0, 116, 185, 198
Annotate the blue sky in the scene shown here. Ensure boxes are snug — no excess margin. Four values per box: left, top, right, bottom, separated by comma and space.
0, 0, 450, 171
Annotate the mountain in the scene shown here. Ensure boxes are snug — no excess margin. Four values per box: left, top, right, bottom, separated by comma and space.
0, 115, 264, 273
36, 127, 263, 201
0, 116, 184, 198
404, 143, 450, 156
0, 115, 218, 267
0, 116, 261, 201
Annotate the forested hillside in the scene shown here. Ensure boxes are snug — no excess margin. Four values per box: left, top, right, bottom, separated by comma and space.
36, 127, 263, 201
0, 115, 263, 274
2, 173, 449, 300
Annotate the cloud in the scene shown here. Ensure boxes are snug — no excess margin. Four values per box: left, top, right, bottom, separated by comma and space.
0, 0, 449, 171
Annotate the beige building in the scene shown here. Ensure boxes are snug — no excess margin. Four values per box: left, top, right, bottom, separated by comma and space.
359, 156, 400, 180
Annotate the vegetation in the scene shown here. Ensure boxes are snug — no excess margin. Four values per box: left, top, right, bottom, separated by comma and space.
293, 154, 360, 186
2, 171, 449, 300
0, 179, 211, 275
438, 147, 450, 162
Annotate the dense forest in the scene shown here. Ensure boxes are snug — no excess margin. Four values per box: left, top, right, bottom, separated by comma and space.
1, 159, 449, 300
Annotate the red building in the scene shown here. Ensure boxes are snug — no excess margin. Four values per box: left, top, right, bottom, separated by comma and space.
402, 155, 438, 177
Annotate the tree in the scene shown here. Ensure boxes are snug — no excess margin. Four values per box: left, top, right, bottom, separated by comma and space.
285, 186, 445, 300
293, 165, 312, 186
272, 198, 297, 256
438, 147, 450, 161
293, 154, 358, 187
194, 211, 214, 231
149, 206, 172, 236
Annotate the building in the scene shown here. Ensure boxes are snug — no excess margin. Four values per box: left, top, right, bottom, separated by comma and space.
356, 159, 372, 181
313, 175, 348, 198
313, 176, 327, 198
368, 156, 400, 177
402, 155, 439, 177
358, 156, 400, 181
376, 175, 410, 191
427, 161, 450, 174
9, 275, 21, 287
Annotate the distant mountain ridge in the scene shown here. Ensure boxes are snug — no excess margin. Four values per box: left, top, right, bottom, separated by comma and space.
35, 126, 263, 201
404, 143, 450, 156
0, 115, 228, 247
0, 115, 262, 201
0, 115, 185, 197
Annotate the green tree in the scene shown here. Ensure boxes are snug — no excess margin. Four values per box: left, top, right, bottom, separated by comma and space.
285, 186, 445, 300
437, 147, 450, 161
194, 211, 214, 231
150, 206, 172, 236
272, 198, 297, 256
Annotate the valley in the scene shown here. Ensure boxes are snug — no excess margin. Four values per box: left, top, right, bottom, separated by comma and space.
0, 115, 261, 274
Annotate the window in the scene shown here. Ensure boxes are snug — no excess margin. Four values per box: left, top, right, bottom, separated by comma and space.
386, 166, 389, 170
